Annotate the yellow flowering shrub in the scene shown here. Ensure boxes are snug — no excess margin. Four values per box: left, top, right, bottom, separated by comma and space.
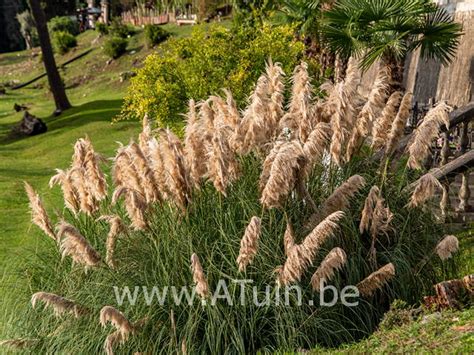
120, 24, 305, 127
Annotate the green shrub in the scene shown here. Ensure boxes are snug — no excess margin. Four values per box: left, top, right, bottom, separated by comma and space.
52, 31, 77, 54
109, 18, 135, 38
48, 16, 79, 36
121, 24, 305, 126
95, 22, 109, 35
144, 24, 170, 47
379, 300, 415, 331
103, 36, 128, 59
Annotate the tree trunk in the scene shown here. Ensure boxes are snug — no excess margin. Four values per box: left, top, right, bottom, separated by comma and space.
29, 0, 71, 112
385, 55, 405, 93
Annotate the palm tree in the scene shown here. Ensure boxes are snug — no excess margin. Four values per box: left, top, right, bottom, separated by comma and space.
278, 0, 335, 76
29, 0, 71, 112
321, 0, 462, 90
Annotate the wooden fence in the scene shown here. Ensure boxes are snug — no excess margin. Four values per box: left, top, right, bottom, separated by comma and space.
121, 9, 175, 26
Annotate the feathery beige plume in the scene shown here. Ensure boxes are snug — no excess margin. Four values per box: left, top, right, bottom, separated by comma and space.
104, 330, 125, 355
112, 187, 148, 230
237, 216, 261, 272
328, 60, 363, 162
260, 140, 306, 209
127, 141, 161, 204
265, 59, 285, 134
283, 221, 295, 256
159, 129, 193, 211
305, 175, 365, 230
100, 306, 134, 341
207, 127, 239, 196
259, 140, 285, 193
360, 186, 393, 237
239, 75, 271, 153
277, 211, 344, 286
24, 181, 56, 241
50, 168, 80, 214
98, 215, 126, 269
435, 235, 459, 260
0, 339, 38, 349
310, 247, 347, 291
191, 253, 209, 298
70, 167, 98, 215
83, 147, 108, 201
386, 92, 413, 155
346, 67, 389, 161
72, 137, 90, 168
56, 220, 101, 268
408, 173, 442, 208
138, 113, 152, 158
363, 188, 394, 267
148, 137, 169, 198
407, 102, 452, 170
112, 144, 145, 197
31, 291, 87, 318
184, 99, 208, 185
371, 91, 403, 150
370, 196, 394, 239
223, 88, 241, 130
360, 186, 380, 234
302, 122, 332, 175
282, 61, 313, 142
71, 137, 107, 203
356, 263, 395, 297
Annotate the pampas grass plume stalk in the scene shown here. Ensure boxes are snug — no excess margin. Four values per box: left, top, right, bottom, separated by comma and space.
237, 216, 261, 272
435, 235, 459, 260
24, 181, 56, 241
356, 263, 395, 297
191, 253, 209, 298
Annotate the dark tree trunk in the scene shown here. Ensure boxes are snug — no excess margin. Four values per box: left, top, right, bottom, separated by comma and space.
29, 0, 71, 112
385, 55, 405, 93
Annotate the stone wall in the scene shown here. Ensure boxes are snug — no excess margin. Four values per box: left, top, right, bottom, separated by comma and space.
403, 1, 474, 107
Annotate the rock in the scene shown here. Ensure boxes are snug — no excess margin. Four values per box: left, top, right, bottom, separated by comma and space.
119, 71, 137, 83
11, 111, 47, 137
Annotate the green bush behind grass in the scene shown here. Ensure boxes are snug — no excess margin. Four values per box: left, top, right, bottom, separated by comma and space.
121, 24, 306, 127
52, 31, 77, 54
104, 36, 128, 59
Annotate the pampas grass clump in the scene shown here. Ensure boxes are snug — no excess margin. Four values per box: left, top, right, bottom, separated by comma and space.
10, 60, 461, 354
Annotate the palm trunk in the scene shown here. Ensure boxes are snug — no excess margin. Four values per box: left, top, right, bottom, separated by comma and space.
385, 55, 405, 93
29, 0, 71, 112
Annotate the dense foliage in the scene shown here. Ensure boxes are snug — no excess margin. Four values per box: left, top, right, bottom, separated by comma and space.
109, 18, 136, 38
121, 24, 305, 126
144, 24, 171, 47
52, 30, 77, 54
321, 0, 462, 69
48, 16, 79, 36
95, 22, 109, 36
103, 36, 128, 59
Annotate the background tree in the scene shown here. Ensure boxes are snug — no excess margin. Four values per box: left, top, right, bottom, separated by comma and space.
278, 0, 335, 75
321, 0, 462, 90
29, 0, 71, 112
